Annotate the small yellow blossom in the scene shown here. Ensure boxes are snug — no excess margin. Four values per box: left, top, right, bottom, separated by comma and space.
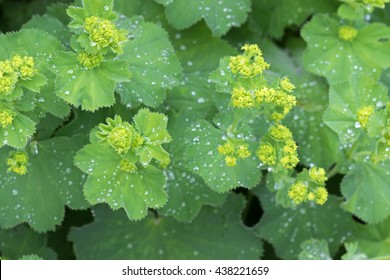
78, 52, 104, 69
0, 110, 14, 128
338, 25, 358, 42
231, 87, 255, 108
280, 77, 295, 92
132, 133, 144, 148
356, 105, 375, 129
0, 60, 13, 73
288, 181, 308, 205
309, 167, 327, 185
237, 145, 251, 159
280, 153, 299, 169
218, 141, 235, 155
315, 187, 328, 205
6, 151, 29, 175
11, 55, 24, 69
257, 143, 276, 166
307, 192, 315, 201
225, 156, 237, 167
119, 159, 137, 173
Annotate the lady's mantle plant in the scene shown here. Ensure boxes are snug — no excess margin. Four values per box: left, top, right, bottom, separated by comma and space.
0, 0, 390, 260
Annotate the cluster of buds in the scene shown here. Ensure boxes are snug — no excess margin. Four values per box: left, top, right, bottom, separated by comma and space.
288, 167, 328, 206
96, 115, 144, 155
0, 110, 14, 129
6, 151, 29, 175
338, 25, 358, 42
0, 54, 36, 95
257, 124, 299, 169
218, 140, 251, 167
229, 44, 270, 77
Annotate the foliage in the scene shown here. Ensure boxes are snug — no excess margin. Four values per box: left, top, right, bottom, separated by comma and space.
0, 0, 389, 260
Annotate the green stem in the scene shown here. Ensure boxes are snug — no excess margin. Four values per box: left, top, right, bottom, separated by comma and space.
327, 163, 340, 179
226, 110, 242, 137
346, 140, 359, 160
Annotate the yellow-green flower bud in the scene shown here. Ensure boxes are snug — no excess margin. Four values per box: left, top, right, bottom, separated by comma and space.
269, 124, 293, 141
231, 87, 255, 108
257, 143, 276, 166
309, 167, 327, 185
78, 52, 104, 69
225, 156, 237, 167
119, 159, 137, 173
280, 77, 295, 92
356, 105, 375, 129
6, 151, 29, 175
338, 25, 358, 42
228, 44, 270, 77
288, 181, 308, 205
237, 145, 251, 159
0, 110, 14, 128
315, 187, 328, 205
107, 126, 133, 154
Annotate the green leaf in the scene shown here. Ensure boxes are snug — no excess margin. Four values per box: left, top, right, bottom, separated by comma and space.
341, 160, 390, 224
0, 112, 36, 149
22, 14, 71, 44
0, 136, 88, 232
298, 239, 332, 260
19, 254, 44, 260
52, 51, 131, 111
114, 0, 165, 23
251, 0, 338, 39
166, 22, 236, 116
302, 14, 390, 83
342, 242, 368, 260
256, 186, 354, 259
74, 138, 168, 221
156, 0, 251, 37
69, 194, 263, 259
133, 108, 171, 165
0, 225, 56, 260
323, 74, 388, 145
159, 111, 227, 222
116, 16, 182, 108
352, 216, 390, 259
183, 120, 261, 192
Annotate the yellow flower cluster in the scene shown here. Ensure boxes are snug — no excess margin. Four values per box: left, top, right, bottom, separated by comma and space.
77, 52, 104, 69
288, 181, 328, 206
257, 124, 299, 169
280, 140, 299, 169
0, 110, 14, 128
280, 77, 295, 92
84, 16, 125, 52
229, 44, 270, 77
338, 25, 358, 42
6, 151, 29, 175
119, 159, 137, 173
256, 143, 276, 166
97, 116, 143, 155
231, 87, 255, 108
356, 105, 375, 129
308, 167, 327, 185
107, 126, 133, 154
218, 140, 251, 167
0, 55, 36, 95
255, 87, 297, 121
